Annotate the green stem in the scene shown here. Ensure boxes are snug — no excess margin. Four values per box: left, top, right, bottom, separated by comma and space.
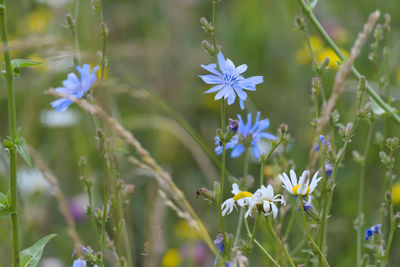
383, 149, 395, 265
234, 149, 249, 246
244, 218, 280, 266
73, 0, 81, 65
218, 99, 227, 248
318, 140, 328, 263
300, 199, 329, 267
356, 121, 374, 267
0, 2, 20, 266
248, 162, 266, 244
101, 156, 110, 266
297, 0, 400, 126
265, 217, 295, 267
211, 1, 217, 52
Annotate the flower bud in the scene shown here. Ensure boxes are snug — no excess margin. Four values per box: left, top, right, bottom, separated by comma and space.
317, 57, 330, 74
200, 17, 213, 34
228, 118, 239, 134
330, 109, 340, 125
78, 156, 87, 168
65, 13, 74, 31
294, 15, 305, 31
383, 14, 391, 32
373, 24, 383, 41
100, 22, 109, 38
385, 191, 393, 205
379, 151, 389, 165
279, 123, 288, 135
394, 212, 400, 226
375, 132, 384, 147
345, 122, 353, 137
311, 77, 321, 96
91, 0, 99, 10
386, 137, 399, 150
202, 40, 214, 55
352, 150, 364, 163
196, 187, 215, 203
357, 76, 366, 92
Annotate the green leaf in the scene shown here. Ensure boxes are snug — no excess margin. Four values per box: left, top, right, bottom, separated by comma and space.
19, 234, 57, 267
0, 192, 10, 218
11, 59, 43, 76
15, 137, 32, 167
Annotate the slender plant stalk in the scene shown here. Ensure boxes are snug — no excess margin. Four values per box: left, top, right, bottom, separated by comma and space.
234, 149, 249, 246
210, 0, 227, 248
73, 0, 81, 64
297, 0, 400, 126
0, 2, 20, 266
300, 199, 329, 267
383, 148, 395, 265
356, 121, 374, 267
244, 218, 280, 266
101, 155, 110, 266
265, 217, 295, 267
318, 139, 328, 265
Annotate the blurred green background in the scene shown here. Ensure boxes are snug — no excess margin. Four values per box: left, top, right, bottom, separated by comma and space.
0, 0, 400, 266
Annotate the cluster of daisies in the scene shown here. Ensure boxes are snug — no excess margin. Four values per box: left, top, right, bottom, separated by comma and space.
222, 169, 322, 218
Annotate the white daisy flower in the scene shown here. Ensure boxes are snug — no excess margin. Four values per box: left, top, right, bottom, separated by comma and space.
221, 183, 253, 216
248, 185, 286, 218
279, 169, 322, 196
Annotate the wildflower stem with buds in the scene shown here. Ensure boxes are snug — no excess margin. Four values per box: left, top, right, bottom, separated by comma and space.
265, 217, 295, 267
383, 143, 395, 265
297, 0, 400, 126
0, 2, 20, 266
355, 120, 374, 267
300, 199, 329, 266
234, 148, 249, 247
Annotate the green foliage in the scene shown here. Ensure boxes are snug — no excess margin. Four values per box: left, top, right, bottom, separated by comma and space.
0, 192, 11, 218
11, 59, 43, 77
3, 127, 32, 167
19, 234, 57, 267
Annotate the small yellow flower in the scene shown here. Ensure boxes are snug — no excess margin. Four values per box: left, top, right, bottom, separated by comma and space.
295, 36, 324, 65
316, 48, 349, 69
161, 249, 182, 267
393, 182, 400, 205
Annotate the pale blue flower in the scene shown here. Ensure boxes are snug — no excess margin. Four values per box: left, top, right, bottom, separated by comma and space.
216, 112, 276, 159
51, 64, 99, 112
365, 224, 382, 240
72, 259, 86, 267
315, 135, 331, 152
71, 258, 98, 267
199, 52, 263, 110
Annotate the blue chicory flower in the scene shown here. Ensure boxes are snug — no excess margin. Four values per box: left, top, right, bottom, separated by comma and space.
315, 135, 331, 152
72, 258, 98, 267
51, 64, 99, 112
214, 233, 225, 266
199, 52, 263, 110
365, 224, 382, 240
325, 163, 333, 177
214, 233, 224, 253
216, 112, 276, 159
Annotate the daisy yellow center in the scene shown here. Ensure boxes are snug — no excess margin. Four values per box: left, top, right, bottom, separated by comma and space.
292, 184, 310, 195
233, 191, 253, 201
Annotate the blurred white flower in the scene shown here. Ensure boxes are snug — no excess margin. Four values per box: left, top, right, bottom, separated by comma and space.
17, 167, 51, 195
40, 109, 79, 127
